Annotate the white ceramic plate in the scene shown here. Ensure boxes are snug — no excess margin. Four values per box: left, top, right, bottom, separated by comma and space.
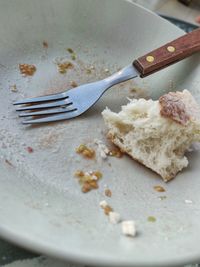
0, 0, 200, 266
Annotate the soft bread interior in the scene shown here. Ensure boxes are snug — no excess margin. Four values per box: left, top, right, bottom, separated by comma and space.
102, 90, 200, 181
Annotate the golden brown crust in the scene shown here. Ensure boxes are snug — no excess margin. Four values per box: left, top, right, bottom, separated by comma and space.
159, 90, 200, 125
159, 92, 190, 125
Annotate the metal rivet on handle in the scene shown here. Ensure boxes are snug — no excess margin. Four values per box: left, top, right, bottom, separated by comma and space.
146, 56, 154, 63
167, 46, 175, 52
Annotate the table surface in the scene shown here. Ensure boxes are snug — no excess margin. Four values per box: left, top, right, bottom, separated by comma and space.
1, 0, 199, 266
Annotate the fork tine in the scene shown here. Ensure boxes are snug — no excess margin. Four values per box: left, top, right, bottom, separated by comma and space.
15, 99, 72, 111
13, 92, 68, 105
22, 110, 79, 124
19, 106, 76, 117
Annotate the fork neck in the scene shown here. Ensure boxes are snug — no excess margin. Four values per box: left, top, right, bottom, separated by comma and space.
104, 64, 139, 87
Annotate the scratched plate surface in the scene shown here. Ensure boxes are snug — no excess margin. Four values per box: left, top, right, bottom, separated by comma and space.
0, 0, 200, 266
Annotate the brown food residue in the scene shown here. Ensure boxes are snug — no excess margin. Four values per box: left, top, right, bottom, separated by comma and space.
57, 61, 74, 74
159, 92, 189, 125
67, 48, 74, 54
109, 148, 123, 158
42, 41, 48, 48
27, 146, 34, 153
19, 64, 36, 76
154, 185, 165, 192
76, 144, 95, 159
86, 65, 95, 74
105, 188, 112, 198
70, 81, 78, 88
104, 205, 113, 215
5, 159, 13, 167
74, 170, 102, 193
100, 201, 113, 215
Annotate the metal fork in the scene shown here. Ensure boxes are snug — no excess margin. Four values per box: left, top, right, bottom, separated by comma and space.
14, 28, 200, 124
14, 65, 138, 124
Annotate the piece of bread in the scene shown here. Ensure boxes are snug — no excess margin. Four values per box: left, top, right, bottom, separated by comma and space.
102, 90, 200, 182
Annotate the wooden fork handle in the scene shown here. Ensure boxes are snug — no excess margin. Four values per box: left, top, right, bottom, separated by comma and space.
133, 28, 200, 77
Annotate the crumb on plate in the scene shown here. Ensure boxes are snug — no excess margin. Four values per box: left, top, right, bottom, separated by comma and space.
108, 148, 123, 158
70, 81, 78, 88
42, 41, 48, 48
104, 205, 113, 215
105, 188, 112, 197
154, 185, 165, 192
94, 139, 109, 159
109, 211, 121, 224
66, 48, 74, 54
99, 200, 108, 208
76, 144, 95, 159
57, 61, 74, 74
99, 200, 113, 215
5, 159, 13, 167
121, 220, 136, 237
19, 64, 36, 76
74, 170, 102, 193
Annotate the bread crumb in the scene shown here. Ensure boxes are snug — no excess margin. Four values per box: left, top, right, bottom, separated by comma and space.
19, 64, 36, 76
105, 188, 112, 197
154, 185, 165, 192
94, 139, 109, 159
104, 205, 113, 215
109, 212, 121, 224
57, 61, 73, 74
108, 148, 123, 158
121, 221, 136, 237
99, 200, 113, 215
76, 144, 95, 159
99, 200, 108, 208
74, 170, 102, 193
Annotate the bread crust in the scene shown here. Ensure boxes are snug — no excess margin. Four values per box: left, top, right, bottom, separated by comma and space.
159, 90, 200, 125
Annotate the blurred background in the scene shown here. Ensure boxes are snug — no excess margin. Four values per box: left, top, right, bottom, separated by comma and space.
131, 0, 200, 32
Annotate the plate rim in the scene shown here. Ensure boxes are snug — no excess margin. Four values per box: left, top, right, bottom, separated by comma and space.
0, 224, 200, 267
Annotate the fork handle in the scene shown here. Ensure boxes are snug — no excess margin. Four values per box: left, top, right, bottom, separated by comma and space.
133, 28, 200, 77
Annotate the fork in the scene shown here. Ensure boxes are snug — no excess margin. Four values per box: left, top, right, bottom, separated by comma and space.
14, 28, 200, 124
